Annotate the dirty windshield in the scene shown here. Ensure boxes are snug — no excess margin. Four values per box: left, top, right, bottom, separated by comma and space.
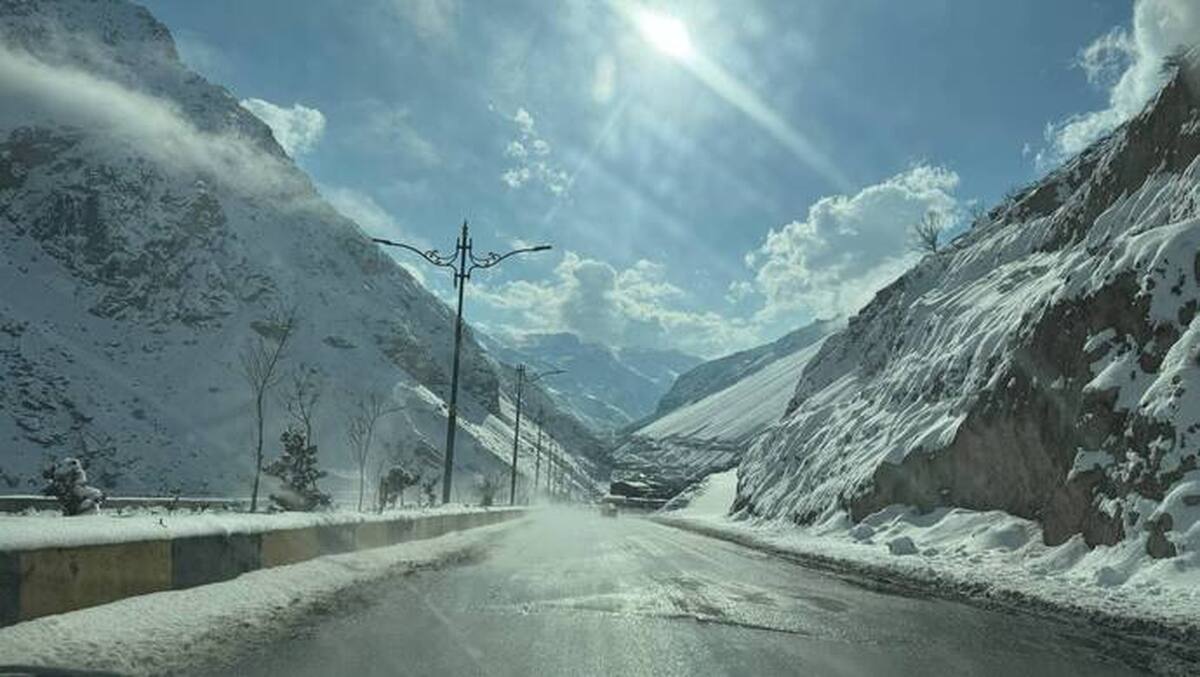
1, 1, 1199, 676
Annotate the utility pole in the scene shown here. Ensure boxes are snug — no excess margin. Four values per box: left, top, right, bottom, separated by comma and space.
533, 407, 543, 499
372, 221, 550, 504
547, 441, 556, 500
552, 442, 562, 501
509, 365, 564, 505
509, 364, 525, 507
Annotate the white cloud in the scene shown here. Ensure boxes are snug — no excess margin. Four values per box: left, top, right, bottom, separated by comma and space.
513, 107, 535, 134
239, 98, 326, 157
499, 107, 570, 195
725, 280, 755, 304
391, 0, 460, 43
505, 140, 528, 159
1040, 0, 1200, 168
0, 42, 303, 197
748, 165, 960, 321
474, 252, 757, 357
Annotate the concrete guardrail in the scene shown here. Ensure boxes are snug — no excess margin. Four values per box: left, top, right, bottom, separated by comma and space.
0, 495, 247, 513
0, 508, 525, 627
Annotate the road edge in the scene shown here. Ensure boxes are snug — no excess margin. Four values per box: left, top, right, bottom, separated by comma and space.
652, 514, 1200, 673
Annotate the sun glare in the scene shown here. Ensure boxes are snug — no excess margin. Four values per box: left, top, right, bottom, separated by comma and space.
634, 9, 693, 59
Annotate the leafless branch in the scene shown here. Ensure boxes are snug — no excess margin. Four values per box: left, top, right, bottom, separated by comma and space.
346, 391, 402, 511
240, 304, 298, 512
909, 210, 944, 255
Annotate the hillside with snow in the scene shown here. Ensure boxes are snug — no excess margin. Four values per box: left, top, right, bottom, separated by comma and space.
650, 319, 837, 421
612, 323, 834, 496
480, 331, 700, 433
0, 0, 606, 499
737, 52, 1200, 563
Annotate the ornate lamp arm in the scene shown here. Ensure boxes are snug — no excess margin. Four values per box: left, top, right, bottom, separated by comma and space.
371, 237, 459, 275
529, 368, 566, 384
468, 244, 552, 275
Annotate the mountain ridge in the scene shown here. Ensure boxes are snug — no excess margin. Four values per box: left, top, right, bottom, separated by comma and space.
738, 54, 1200, 557
0, 0, 607, 498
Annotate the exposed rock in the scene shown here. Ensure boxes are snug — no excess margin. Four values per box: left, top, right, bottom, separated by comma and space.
737, 55, 1200, 554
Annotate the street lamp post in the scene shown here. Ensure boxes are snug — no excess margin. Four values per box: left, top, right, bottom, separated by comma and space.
372, 221, 550, 504
509, 365, 565, 505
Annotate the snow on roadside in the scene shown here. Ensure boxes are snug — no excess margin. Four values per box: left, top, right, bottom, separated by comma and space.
0, 518, 522, 675
657, 471, 1200, 630
0, 505, 523, 551
661, 469, 739, 516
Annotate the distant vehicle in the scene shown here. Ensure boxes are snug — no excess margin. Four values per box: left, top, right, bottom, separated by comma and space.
600, 503, 618, 518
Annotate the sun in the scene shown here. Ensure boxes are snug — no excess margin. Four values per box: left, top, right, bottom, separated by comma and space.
634, 9, 693, 59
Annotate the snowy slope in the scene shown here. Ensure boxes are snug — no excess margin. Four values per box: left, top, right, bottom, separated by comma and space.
0, 0, 604, 499
612, 330, 831, 495
738, 54, 1200, 561
480, 331, 700, 432
650, 318, 837, 421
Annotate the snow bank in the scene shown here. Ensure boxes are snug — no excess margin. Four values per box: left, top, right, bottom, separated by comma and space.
662, 469, 738, 517
0, 519, 520, 675
0, 505, 522, 552
659, 504, 1200, 630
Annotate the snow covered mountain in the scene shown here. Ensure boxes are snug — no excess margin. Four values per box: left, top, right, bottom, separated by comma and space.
649, 318, 837, 422
611, 321, 837, 497
0, 0, 606, 499
479, 331, 701, 433
738, 53, 1200, 559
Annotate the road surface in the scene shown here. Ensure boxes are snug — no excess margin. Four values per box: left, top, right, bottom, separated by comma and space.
224, 509, 1147, 676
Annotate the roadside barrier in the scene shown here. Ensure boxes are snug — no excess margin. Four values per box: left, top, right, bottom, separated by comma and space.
0, 508, 525, 627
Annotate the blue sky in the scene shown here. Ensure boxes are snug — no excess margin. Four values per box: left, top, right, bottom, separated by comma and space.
140, 0, 1173, 357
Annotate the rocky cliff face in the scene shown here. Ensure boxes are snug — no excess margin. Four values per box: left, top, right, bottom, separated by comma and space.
738, 55, 1200, 559
0, 0, 599, 496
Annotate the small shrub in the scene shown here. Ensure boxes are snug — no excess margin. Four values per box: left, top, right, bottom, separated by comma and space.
420, 475, 439, 507
264, 427, 331, 512
378, 464, 418, 510
476, 474, 501, 507
42, 457, 104, 516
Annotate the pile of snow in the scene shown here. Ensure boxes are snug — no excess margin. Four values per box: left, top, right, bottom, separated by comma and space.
661, 468, 738, 516
0, 519, 520, 674
660, 500, 1200, 630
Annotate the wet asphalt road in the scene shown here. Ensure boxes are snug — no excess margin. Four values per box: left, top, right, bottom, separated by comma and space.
228, 509, 1146, 677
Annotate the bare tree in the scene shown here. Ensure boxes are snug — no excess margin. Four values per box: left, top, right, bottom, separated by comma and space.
282, 366, 323, 446
346, 392, 400, 512
240, 306, 297, 512
910, 210, 944, 255
968, 203, 987, 229
420, 475, 439, 507
475, 473, 502, 507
